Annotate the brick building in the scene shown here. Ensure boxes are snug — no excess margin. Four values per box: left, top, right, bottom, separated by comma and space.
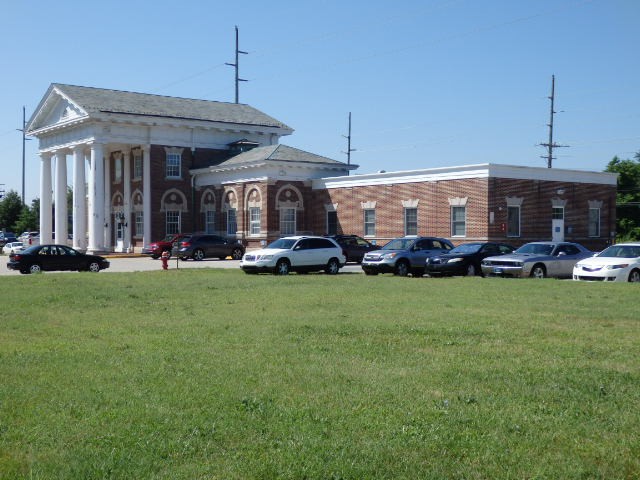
27, 84, 617, 253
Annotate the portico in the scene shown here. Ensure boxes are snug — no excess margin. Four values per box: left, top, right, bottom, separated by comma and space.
26, 83, 294, 253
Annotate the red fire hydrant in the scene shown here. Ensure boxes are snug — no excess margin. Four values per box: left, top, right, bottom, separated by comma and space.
161, 250, 170, 270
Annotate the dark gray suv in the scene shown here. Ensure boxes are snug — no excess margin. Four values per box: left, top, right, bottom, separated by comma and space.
173, 234, 245, 261
361, 236, 454, 276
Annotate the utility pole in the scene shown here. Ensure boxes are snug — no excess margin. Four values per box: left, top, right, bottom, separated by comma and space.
16, 106, 31, 205
539, 75, 568, 168
225, 26, 248, 103
342, 112, 356, 173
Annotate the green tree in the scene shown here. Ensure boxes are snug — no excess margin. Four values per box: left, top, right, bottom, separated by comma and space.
605, 153, 640, 241
0, 190, 24, 233
13, 198, 40, 235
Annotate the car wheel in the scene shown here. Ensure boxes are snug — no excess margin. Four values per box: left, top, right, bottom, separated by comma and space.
395, 260, 409, 277
151, 254, 160, 260
231, 247, 244, 260
466, 264, 476, 276
275, 259, 290, 275
29, 264, 42, 274
88, 262, 101, 273
628, 269, 640, 282
192, 249, 205, 261
530, 264, 546, 279
325, 258, 340, 275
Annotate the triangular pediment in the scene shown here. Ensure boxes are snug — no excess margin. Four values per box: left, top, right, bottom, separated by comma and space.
26, 85, 88, 133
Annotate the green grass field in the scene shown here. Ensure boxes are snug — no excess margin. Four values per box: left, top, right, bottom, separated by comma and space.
1, 270, 638, 479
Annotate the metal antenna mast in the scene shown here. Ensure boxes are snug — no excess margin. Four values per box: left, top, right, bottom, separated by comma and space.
225, 26, 248, 103
539, 75, 568, 168
342, 112, 356, 173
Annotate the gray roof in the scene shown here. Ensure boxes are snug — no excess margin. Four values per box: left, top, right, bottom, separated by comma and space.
50, 83, 292, 130
215, 144, 348, 168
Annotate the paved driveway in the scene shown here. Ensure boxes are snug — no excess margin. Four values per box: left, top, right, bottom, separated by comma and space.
0, 255, 364, 275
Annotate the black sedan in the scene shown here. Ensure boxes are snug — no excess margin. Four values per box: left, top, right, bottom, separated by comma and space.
324, 234, 377, 263
7, 244, 110, 274
425, 242, 515, 277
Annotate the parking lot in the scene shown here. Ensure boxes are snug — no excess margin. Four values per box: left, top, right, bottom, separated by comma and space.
0, 255, 364, 276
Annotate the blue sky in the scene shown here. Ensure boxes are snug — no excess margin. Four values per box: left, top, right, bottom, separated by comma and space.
1, 0, 639, 202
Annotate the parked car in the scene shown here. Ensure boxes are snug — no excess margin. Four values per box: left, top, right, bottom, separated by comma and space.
481, 241, 592, 278
7, 244, 110, 274
361, 236, 454, 277
0, 236, 18, 248
173, 234, 245, 261
2, 241, 25, 255
324, 234, 377, 263
573, 242, 640, 282
142, 233, 191, 259
18, 232, 40, 246
240, 236, 346, 275
426, 242, 515, 277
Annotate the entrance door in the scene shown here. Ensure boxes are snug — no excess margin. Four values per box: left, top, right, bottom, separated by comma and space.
552, 207, 564, 242
115, 221, 125, 252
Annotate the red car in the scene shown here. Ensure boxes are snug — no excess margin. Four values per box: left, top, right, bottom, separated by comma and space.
142, 233, 190, 259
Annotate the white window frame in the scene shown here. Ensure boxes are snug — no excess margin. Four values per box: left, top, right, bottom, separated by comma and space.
249, 207, 261, 236
507, 205, 521, 237
326, 210, 337, 235
364, 209, 376, 237
404, 207, 418, 236
205, 210, 215, 234
588, 208, 600, 237
552, 206, 564, 220
133, 153, 143, 180
166, 211, 181, 235
135, 211, 144, 238
280, 208, 296, 236
226, 208, 237, 236
451, 206, 466, 237
166, 153, 181, 179
114, 157, 122, 183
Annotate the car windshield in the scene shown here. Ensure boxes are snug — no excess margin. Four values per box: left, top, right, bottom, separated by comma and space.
514, 243, 554, 255
381, 238, 416, 250
267, 238, 297, 250
21, 245, 40, 254
449, 243, 482, 254
597, 245, 640, 258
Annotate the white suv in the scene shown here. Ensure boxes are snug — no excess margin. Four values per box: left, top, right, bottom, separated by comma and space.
240, 236, 346, 275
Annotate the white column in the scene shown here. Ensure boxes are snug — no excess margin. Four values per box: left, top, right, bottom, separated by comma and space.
123, 150, 132, 252
39, 152, 53, 244
72, 146, 87, 250
88, 143, 104, 252
54, 150, 68, 245
142, 145, 152, 247
103, 153, 112, 250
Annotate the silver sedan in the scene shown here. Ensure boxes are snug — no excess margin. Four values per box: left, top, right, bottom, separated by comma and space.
481, 242, 592, 279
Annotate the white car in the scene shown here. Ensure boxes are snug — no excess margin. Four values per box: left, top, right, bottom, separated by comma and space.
240, 236, 346, 275
573, 242, 640, 282
2, 242, 25, 255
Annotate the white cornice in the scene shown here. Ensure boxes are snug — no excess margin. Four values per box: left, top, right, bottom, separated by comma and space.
313, 163, 618, 189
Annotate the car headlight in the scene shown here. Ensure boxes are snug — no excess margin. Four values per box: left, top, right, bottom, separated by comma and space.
258, 254, 274, 261
447, 257, 464, 263
605, 264, 629, 270
381, 252, 398, 259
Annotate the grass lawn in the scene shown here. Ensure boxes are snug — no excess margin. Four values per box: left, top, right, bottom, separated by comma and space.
0, 269, 638, 479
